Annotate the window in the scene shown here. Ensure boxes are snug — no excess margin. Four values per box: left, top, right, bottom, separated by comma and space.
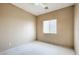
43, 19, 57, 34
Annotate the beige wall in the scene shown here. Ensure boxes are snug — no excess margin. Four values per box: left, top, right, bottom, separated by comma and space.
0, 4, 36, 52
74, 4, 79, 54
37, 6, 74, 48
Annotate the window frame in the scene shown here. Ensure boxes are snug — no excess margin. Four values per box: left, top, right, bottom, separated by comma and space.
43, 19, 57, 34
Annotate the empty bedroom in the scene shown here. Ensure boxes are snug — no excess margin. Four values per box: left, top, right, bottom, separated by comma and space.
0, 3, 79, 55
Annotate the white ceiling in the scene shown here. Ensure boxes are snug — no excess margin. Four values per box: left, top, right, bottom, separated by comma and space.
13, 3, 74, 16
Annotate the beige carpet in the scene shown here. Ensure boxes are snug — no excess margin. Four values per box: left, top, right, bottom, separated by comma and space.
0, 41, 74, 55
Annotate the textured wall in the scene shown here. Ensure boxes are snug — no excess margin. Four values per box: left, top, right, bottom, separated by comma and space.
74, 4, 79, 54
37, 6, 74, 48
0, 4, 36, 52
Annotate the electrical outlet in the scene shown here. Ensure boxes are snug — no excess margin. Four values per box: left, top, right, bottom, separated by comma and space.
9, 42, 12, 47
